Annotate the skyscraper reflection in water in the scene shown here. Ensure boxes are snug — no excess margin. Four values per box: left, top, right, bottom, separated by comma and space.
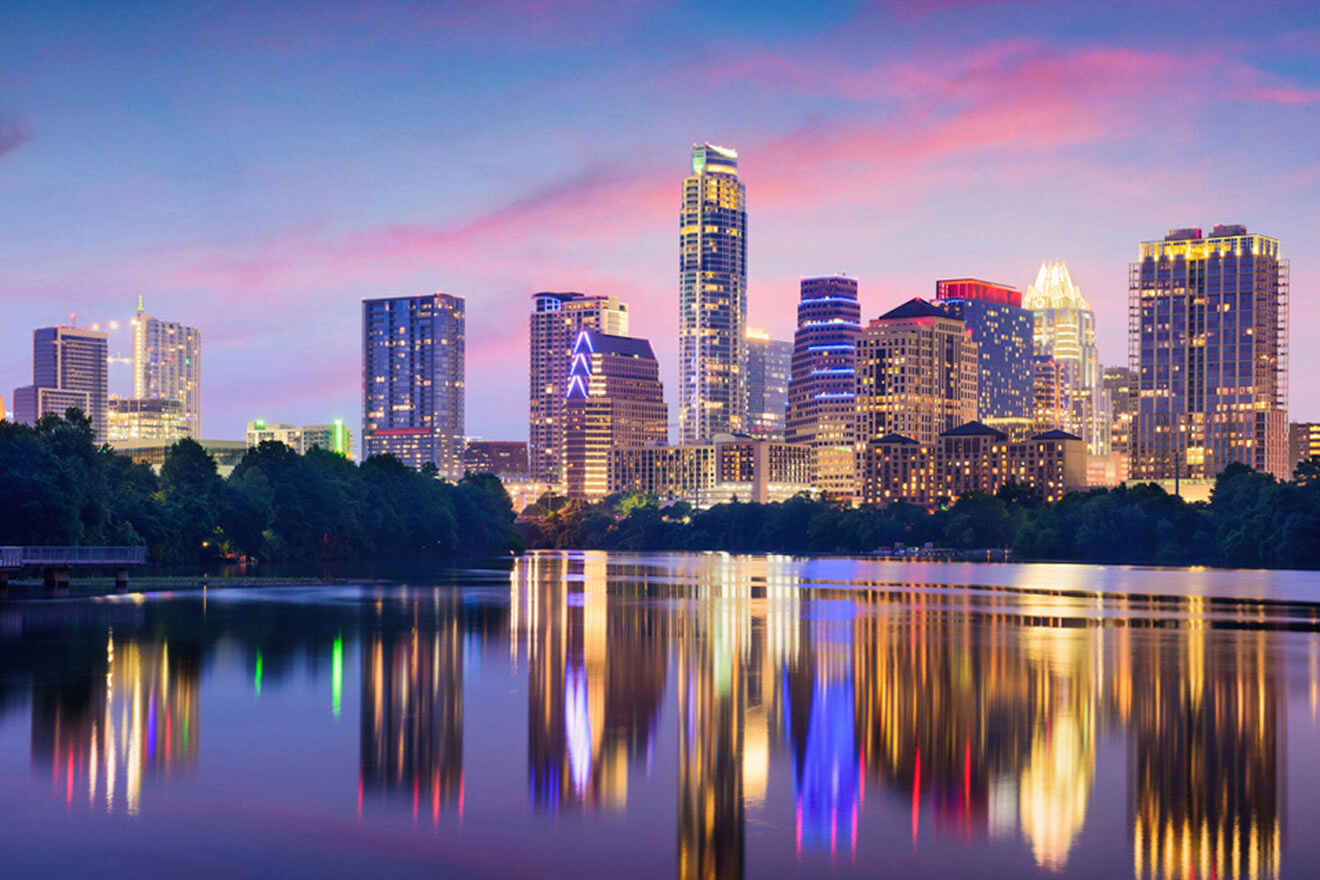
31, 637, 200, 815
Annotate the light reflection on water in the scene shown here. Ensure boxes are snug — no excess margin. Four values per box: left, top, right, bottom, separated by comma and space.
0, 552, 1318, 879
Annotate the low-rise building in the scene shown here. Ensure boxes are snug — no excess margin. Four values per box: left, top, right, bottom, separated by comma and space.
247, 419, 354, 459
108, 397, 185, 445
1289, 422, 1320, 477
860, 422, 1086, 507
462, 440, 530, 477
112, 439, 249, 478
611, 436, 813, 508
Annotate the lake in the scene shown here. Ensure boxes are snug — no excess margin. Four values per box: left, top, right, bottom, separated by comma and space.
2, 551, 1319, 878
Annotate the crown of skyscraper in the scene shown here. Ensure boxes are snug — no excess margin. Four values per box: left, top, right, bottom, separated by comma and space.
1023, 259, 1091, 311
691, 143, 738, 175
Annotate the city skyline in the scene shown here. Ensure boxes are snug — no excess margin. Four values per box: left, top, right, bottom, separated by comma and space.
2, 3, 1316, 443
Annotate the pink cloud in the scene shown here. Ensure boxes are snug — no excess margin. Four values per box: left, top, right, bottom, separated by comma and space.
0, 120, 31, 158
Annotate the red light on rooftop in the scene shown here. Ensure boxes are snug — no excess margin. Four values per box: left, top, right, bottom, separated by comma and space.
935, 279, 1021, 308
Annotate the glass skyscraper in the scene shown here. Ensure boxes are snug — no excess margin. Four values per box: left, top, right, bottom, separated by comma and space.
935, 279, 1033, 439
1130, 225, 1289, 480
528, 291, 629, 486
1024, 260, 1104, 454
743, 328, 791, 438
132, 296, 202, 438
362, 293, 465, 477
786, 276, 861, 501
679, 143, 747, 444
13, 325, 109, 441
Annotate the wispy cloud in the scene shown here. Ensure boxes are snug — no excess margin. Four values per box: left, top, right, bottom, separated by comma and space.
0, 119, 31, 158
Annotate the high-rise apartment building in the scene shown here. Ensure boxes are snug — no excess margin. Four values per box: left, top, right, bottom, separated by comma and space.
743, 328, 791, 438
935, 279, 1033, 439
132, 296, 202, 437
1130, 225, 1289, 480
679, 143, 747, 444
1024, 261, 1104, 453
1289, 423, 1320, 477
13, 325, 109, 441
562, 329, 667, 500
362, 293, 465, 477
786, 276, 861, 501
1103, 365, 1138, 461
856, 299, 978, 447
528, 292, 629, 486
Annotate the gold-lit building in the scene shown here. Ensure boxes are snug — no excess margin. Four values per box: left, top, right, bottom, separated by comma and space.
859, 421, 1086, 507
108, 396, 185, 445
610, 436, 813, 507
680, 143, 747, 445
562, 330, 667, 501
856, 298, 978, 447
529, 292, 629, 486
1288, 422, 1320, 478
1130, 225, 1289, 480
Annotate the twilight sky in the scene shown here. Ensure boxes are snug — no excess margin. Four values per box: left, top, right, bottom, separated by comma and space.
2, 0, 1318, 445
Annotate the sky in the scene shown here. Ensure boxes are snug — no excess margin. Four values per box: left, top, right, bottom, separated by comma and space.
2, 0, 1318, 444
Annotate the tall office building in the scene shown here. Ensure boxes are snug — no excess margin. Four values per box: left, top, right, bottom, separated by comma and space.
1024, 261, 1103, 453
362, 293, 465, 477
1130, 225, 1289, 480
562, 329, 667, 500
786, 276, 861, 501
935, 278, 1034, 439
13, 325, 109, 441
679, 143, 747, 444
856, 299, 978, 447
529, 292, 629, 486
742, 328, 791, 438
132, 296, 202, 437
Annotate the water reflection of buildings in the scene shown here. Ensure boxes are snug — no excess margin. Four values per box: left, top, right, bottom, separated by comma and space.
31, 636, 200, 814
1127, 629, 1284, 880
512, 552, 668, 812
510, 553, 1293, 880
359, 596, 464, 821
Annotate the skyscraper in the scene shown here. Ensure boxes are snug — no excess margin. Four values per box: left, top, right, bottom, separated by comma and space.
786, 276, 861, 501
13, 325, 109, 441
935, 279, 1033, 439
856, 298, 978, 447
132, 296, 202, 437
362, 293, 465, 477
1130, 225, 1289, 480
1024, 261, 1103, 453
679, 143, 747, 444
742, 328, 791, 438
1102, 366, 1138, 475
562, 329, 667, 500
528, 292, 629, 486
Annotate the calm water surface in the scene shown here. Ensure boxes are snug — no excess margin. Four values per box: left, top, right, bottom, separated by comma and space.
3, 551, 1320, 879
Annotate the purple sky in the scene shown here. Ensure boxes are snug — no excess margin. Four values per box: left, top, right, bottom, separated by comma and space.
2, 1, 1317, 444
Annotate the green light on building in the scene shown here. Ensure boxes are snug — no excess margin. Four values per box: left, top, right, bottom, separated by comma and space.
331, 633, 343, 717
254, 650, 263, 695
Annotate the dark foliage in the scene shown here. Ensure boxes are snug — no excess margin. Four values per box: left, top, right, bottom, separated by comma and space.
0, 410, 518, 565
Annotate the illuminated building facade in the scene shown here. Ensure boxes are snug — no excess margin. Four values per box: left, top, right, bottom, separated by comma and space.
562, 330, 668, 501
529, 292, 630, 485
109, 397, 184, 445
1130, 225, 1290, 480
679, 143, 747, 444
611, 436, 813, 507
856, 298, 978, 447
786, 276, 861, 501
935, 279, 1033, 439
1289, 422, 1320, 477
742, 328, 790, 438
859, 422, 1086, 507
1102, 366, 1138, 481
132, 296, 202, 437
362, 293, 465, 477
1031, 355, 1067, 436
1024, 261, 1103, 453
247, 419, 354, 459
462, 440, 529, 477
13, 325, 109, 441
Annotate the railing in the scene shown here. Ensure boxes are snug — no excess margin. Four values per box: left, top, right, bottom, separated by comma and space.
0, 546, 147, 568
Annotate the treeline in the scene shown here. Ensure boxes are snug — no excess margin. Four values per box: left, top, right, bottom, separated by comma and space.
0, 410, 518, 565
524, 461, 1320, 569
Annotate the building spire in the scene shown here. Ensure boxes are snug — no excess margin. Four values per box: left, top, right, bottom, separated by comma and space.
136, 293, 144, 313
